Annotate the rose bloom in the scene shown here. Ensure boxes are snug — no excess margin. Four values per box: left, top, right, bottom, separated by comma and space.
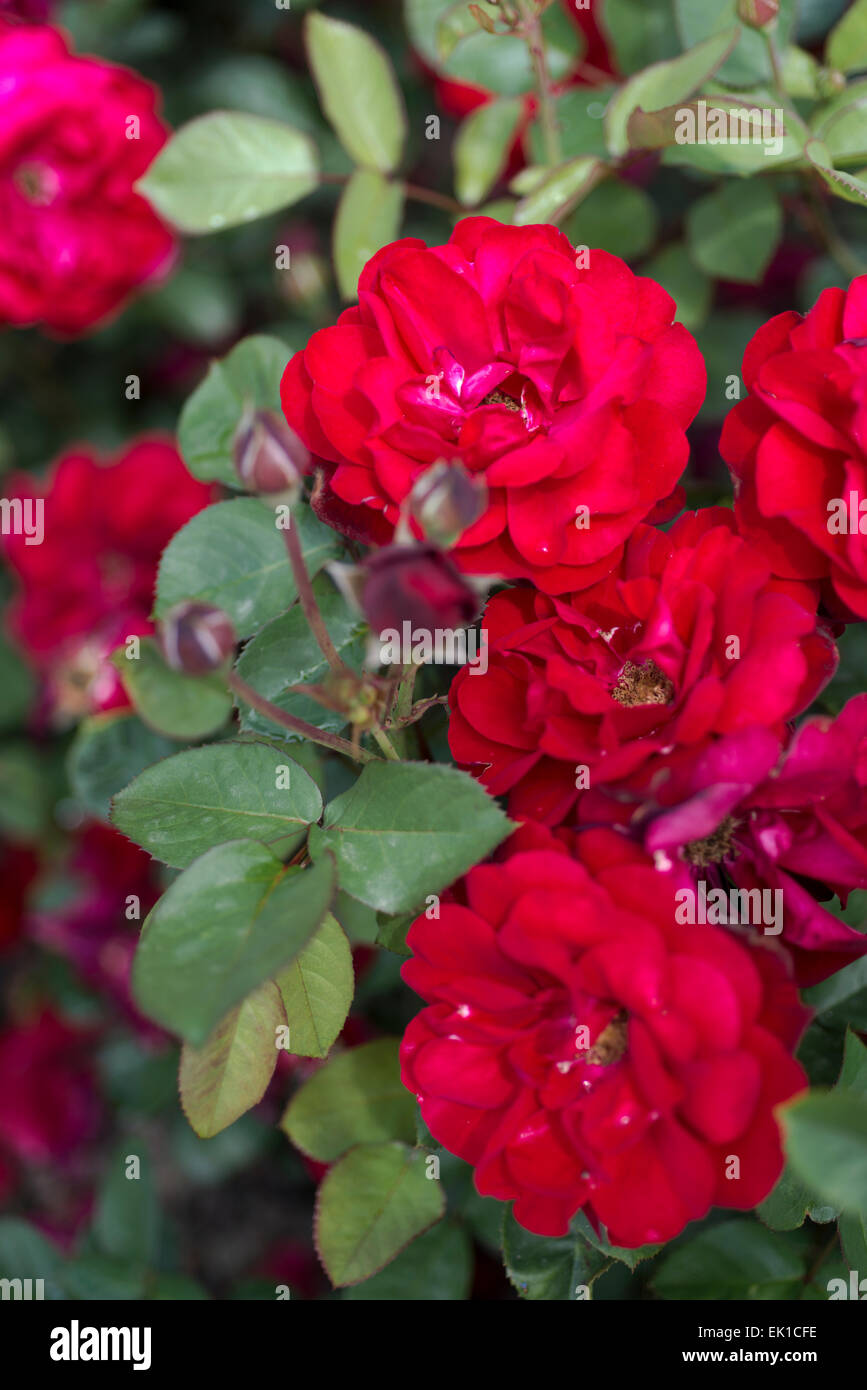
282, 218, 705, 592
2, 439, 214, 720
581, 697, 867, 987
449, 508, 837, 824
400, 830, 808, 1246
0, 19, 174, 334
720, 277, 867, 620
30, 823, 163, 1033
0, 1011, 101, 1172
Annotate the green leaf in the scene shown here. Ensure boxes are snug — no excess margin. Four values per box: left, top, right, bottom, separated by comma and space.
827, 0, 867, 74
179, 980, 285, 1138
281, 1037, 415, 1161
235, 575, 366, 740
653, 1219, 807, 1299
814, 95, 867, 167
784, 1089, 867, 1217
839, 1210, 867, 1271
806, 136, 867, 206
0, 1220, 66, 1300
111, 638, 232, 741
178, 335, 292, 488
565, 179, 659, 261
804, 955, 867, 1032
405, 0, 580, 97
274, 912, 354, 1059
571, 1212, 662, 1268
111, 739, 322, 869
154, 498, 340, 639
757, 1165, 816, 1231
641, 243, 712, 330
686, 180, 782, 283
315, 1142, 444, 1287
305, 12, 407, 173
308, 760, 513, 913
839, 1028, 867, 1097
344, 1218, 472, 1299
436, 1, 500, 61
333, 170, 405, 300
137, 111, 319, 234
605, 29, 739, 157
375, 910, 414, 957
534, 87, 613, 162
604, 0, 681, 74
513, 156, 604, 226
502, 1210, 609, 1300
68, 713, 177, 821
133, 843, 336, 1044
92, 1141, 160, 1267
675, 0, 797, 86
454, 97, 524, 207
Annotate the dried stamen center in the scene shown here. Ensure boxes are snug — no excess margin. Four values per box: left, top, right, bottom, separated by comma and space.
682, 815, 741, 867
14, 161, 58, 206
583, 1011, 628, 1067
611, 659, 674, 708
481, 388, 521, 412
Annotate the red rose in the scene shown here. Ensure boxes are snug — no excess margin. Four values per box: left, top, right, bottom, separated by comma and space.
0, 1011, 101, 1167
281, 218, 705, 592
448, 508, 837, 824
576, 700, 867, 986
2, 438, 214, 719
720, 277, 867, 620
0, 20, 175, 334
400, 831, 808, 1246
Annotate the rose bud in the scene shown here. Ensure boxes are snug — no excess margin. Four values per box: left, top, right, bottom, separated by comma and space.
736, 0, 779, 27
360, 543, 481, 636
158, 601, 236, 675
409, 460, 488, 548
233, 408, 309, 501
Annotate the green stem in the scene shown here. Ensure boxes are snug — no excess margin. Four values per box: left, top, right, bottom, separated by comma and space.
319, 172, 460, 216
369, 725, 401, 760
516, 0, 561, 165
227, 671, 379, 763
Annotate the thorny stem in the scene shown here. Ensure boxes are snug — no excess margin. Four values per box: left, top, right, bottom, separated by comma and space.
319, 172, 461, 216
283, 520, 349, 676
227, 670, 380, 763
515, 0, 561, 165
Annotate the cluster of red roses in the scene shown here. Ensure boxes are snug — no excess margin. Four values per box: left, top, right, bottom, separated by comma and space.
282, 219, 867, 1248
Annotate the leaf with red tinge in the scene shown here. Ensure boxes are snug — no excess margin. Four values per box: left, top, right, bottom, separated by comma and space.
179, 981, 286, 1138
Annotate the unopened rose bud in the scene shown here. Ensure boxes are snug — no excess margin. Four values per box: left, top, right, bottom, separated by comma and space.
360, 543, 480, 636
409, 461, 488, 547
233, 409, 309, 500
158, 601, 236, 675
736, 0, 779, 28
